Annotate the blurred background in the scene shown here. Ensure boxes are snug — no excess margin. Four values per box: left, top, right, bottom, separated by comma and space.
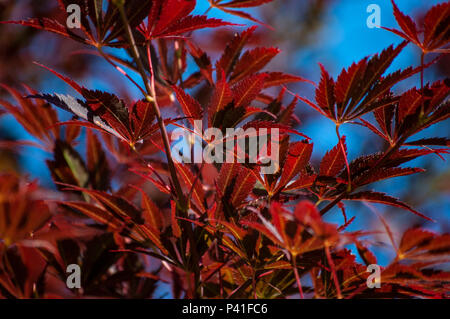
0, 0, 448, 268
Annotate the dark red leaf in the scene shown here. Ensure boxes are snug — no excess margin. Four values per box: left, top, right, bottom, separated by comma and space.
232, 73, 268, 108
345, 191, 433, 221
230, 47, 280, 83
219, 0, 274, 8
423, 2, 450, 50
263, 72, 314, 88
230, 167, 256, 207
172, 86, 203, 126
155, 16, 235, 38
216, 26, 257, 76
315, 63, 336, 119
275, 141, 313, 193
208, 73, 233, 127
390, 0, 420, 44
0, 18, 89, 44
320, 136, 347, 177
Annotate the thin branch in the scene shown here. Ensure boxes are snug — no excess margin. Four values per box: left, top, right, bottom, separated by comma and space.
97, 47, 147, 96
115, 1, 187, 211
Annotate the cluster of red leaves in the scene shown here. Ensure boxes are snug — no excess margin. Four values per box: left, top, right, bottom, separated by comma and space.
0, 0, 449, 299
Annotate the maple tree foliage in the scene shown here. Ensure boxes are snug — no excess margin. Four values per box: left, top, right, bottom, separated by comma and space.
0, 0, 449, 299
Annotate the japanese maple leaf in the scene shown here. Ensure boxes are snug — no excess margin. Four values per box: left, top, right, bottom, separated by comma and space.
138, 0, 235, 40
1, 0, 153, 47
361, 80, 450, 148
210, 0, 274, 27
383, 1, 450, 53
300, 42, 431, 125
29, 63, 168, 147
241, 201, 341, 257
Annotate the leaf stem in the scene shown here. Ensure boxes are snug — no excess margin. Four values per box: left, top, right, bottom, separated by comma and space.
335, 125, 351, 191
324, 243, 342, 299
420, 52, 425, 116
292, 254, 304, 299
